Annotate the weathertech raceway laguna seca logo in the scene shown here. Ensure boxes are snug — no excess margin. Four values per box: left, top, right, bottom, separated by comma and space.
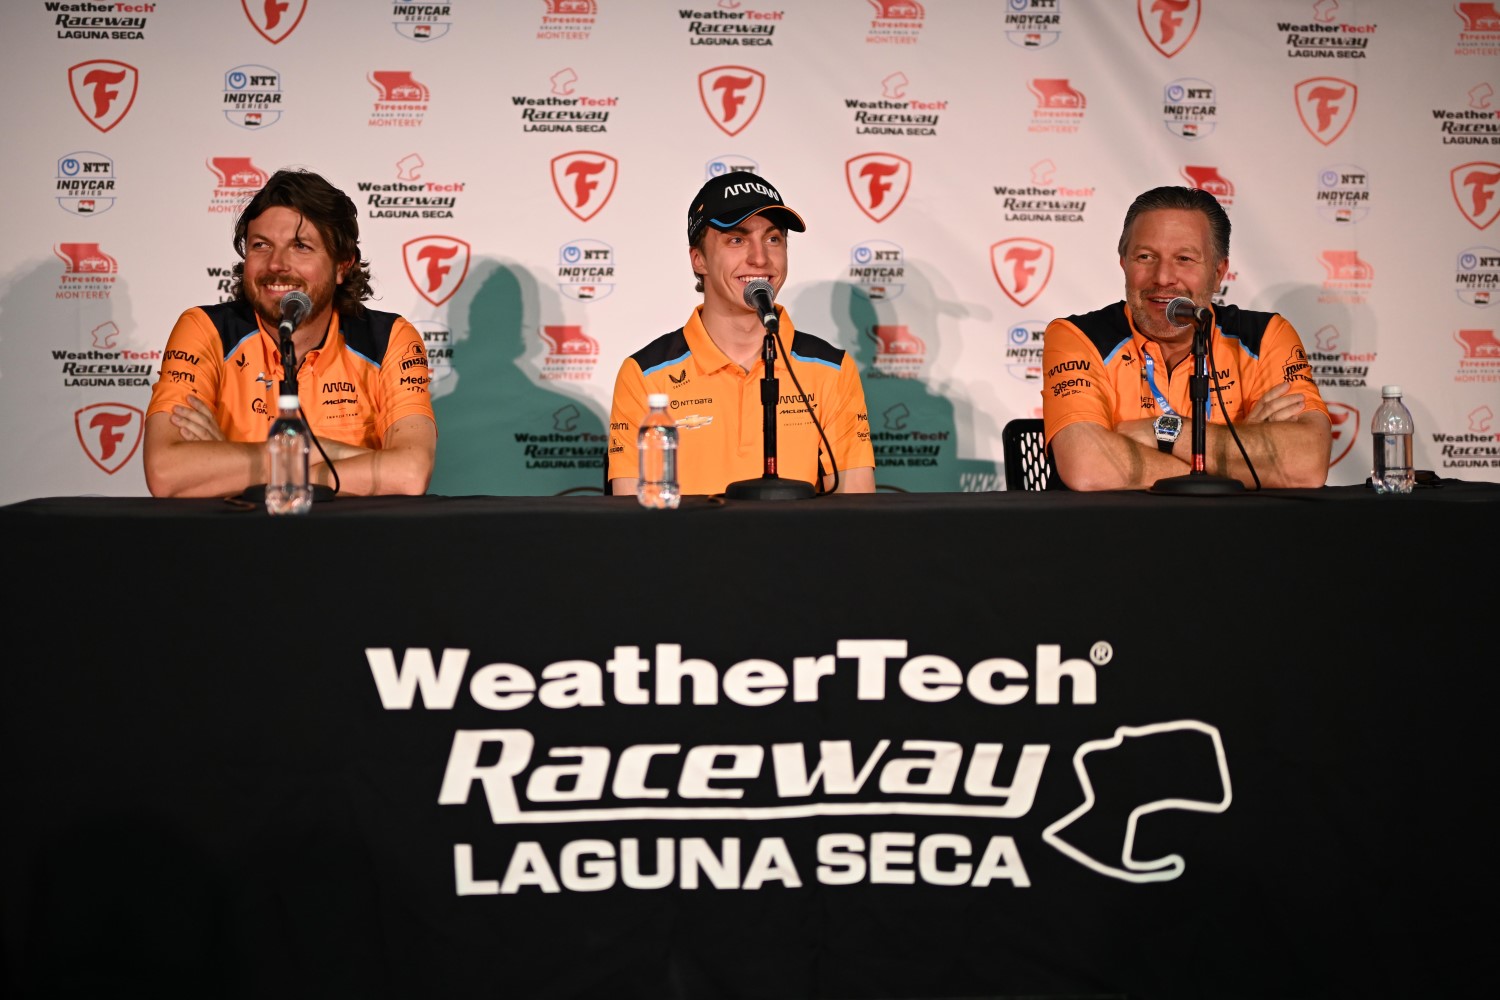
368, 638, 1236, 894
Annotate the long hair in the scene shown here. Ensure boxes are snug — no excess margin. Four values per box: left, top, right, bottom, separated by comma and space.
1116, 185, 1231, 264
229, 168, 373, 315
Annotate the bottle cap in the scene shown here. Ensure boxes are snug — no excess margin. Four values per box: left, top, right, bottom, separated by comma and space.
278, 393, 301, 409
1381, 385, 1401, 397
647, 393, 669, 408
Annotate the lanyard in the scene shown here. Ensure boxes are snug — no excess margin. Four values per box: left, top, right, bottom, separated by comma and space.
1143, 349, 1212, 421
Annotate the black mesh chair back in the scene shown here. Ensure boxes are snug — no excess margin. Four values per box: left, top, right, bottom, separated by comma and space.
1001, 418, 1058, 491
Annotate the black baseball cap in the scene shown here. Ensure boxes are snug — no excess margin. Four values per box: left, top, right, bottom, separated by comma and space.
687, 171, 806, 244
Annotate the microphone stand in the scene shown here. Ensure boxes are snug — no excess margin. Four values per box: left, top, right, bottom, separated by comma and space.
1150, 314, 1244, 496
725, 315, 816, 501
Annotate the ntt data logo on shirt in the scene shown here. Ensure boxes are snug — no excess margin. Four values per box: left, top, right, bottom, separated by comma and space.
849, 240, 905, 301
536, 0, 596, 41
1456, 246, 1500, 306
679, 4, 783, 47
1138, 0, 1198, 58
221, 64, 283, 129
865, 0, 925, 45
1003, 0, 1062, 50
513, 68, 616, 135
206, 157, 267, 214
1005, 321, 1046, 383
1314, 164, 1371, 224
390, 1, 455, 41
54, 241, 118, 300
369, 70, 431, 127
242, 0, 304, 44
56, 151, 117, 217
558, 239, 616, 302
1162, 78, 1217, 140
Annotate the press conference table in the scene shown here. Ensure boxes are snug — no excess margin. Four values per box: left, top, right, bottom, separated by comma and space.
3, 483, 1496, 1000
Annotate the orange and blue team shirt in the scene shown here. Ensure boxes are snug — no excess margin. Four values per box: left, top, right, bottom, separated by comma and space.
1041, 301, 1329, 448
147, 301, 434, 447
608, 305, 875, 494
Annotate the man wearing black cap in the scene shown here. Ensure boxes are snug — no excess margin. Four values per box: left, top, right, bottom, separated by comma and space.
606, 171, 876, 496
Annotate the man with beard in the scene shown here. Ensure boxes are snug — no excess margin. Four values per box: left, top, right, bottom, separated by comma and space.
145, 168, 436, 498
1041, 185, 1330, 491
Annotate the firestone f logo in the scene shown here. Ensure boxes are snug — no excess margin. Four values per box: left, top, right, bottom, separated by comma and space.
1295, 77, 1358, 145
403, 236, 471, 307
845, 154, 912, 223
551, 151, 618, 222
1451, 162, 1500, 230
75, 403, 143, 474
242, 0, 307, 44
990, 238, 1055, 308
1138, 0, 1200, 58
698, 67, 766, 137
68, 61, 139, 133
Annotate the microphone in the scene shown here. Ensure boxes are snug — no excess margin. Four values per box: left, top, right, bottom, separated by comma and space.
277, 290, 312, 340
742, 279, 779, 333
1165, 296, 1211, 328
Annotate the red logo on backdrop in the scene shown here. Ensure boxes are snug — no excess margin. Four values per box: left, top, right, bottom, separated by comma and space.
1028, 79, 1086, 109
846, 153, 912, 223
1294, 77, 1358, 145
1451, 162, 1500, 230
207, 157, 268, 188
869, 1, 924, 17
55, 242, 117, 274
541, 326, 599, 356
68, 60, 138, 134
699, 66, 765, 137
1138, 0, 1200, 58
1319, 250, 1374, 280
369, 71, 430, 101
242, 0, 306, 44
1182, 165, 1233, 198
75, 403, 143, 475
1455, 3, 1500, 30
551, 151, 618, 222
870, 325, 926, 356
990, 239, 1054, 308
403, 236, 471, 307
546, 0, 597, 12
1455, 328, 1500, 358
91, 321, 120, 349
1326, 402, 1359, 469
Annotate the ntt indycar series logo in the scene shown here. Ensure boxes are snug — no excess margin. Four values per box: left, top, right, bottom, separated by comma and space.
368, 638, 1234, 893
222, 64, 283, 129
1003, 0, 1062, 50
390, 0, 455, 41
56, 151, 117, 217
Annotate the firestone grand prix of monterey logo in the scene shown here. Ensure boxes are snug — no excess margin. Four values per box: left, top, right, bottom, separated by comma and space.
242, 0, 306, 44
991, 239, 1054, 308
699, 67, 765, 137
404, 236, 471, 308
1451, 162, 1500, 230
846, 154, 912, 223
1138, 0, 1200, 59
68, 60, 138, 134
1295, 77, 1358, 145
75, 403, 143, 475
551, 152, 618, 222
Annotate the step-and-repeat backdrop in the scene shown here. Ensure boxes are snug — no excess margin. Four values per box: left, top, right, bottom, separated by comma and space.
1, 0, 1497, 504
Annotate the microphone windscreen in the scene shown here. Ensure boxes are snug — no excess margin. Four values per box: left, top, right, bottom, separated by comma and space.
1164, 296, 1197, 327
280, 290, 313, 324
742, 278, 775, 309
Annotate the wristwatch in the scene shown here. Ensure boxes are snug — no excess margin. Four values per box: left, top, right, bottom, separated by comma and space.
1153, 413, 1183, 454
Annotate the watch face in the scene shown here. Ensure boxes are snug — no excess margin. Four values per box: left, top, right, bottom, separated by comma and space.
1155, 414, 1182, 438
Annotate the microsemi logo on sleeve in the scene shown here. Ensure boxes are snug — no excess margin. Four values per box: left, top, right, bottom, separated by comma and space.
550, 151, 618, 222
845, 154, 911, 223
241, 0, 306, 44
68, 60, 138, 134
1295, 77, 1358, 145
990, 239, 1054, 308
698, 67, 765, 137
1138, 0, 1199, 58
403, 236, 471, 307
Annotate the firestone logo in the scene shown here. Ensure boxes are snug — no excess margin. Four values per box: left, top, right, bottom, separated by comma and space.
56, 151, 117, 217
1453, 2, 1500, 56
369, 71, 431, 127
866, 0, 925, 45
867, 325, 926, 378
1027, 79, 1085, 134
846, 154, 912, 223
1181, 165, 1234, 209
242, 0, 306, 44
991, 239, 1054, 308
1317, 249, 1374, 304
1295, 77, 1358, 145
223, 64, 283, 129
403, 236, 471, 308
699, 66, 765, 137
1138, 0, 1199, 58
75, 403, 143, 475
552, 151, 618, 222
55, 242, 118, 300
1003, 0, 1062, 50
1451, 161, 1500, 230
68, 60, 138, 133
540, 326, 601, 383
538, 0, 598, 41
206, 158, 267, 215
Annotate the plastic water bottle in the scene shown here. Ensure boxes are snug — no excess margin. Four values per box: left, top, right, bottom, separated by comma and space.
636, 392, 680, 509
1370, 384, 1415, 495
266, 393, 313, 515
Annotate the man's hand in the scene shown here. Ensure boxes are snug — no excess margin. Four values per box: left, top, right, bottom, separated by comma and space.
170, 395, 226, 442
